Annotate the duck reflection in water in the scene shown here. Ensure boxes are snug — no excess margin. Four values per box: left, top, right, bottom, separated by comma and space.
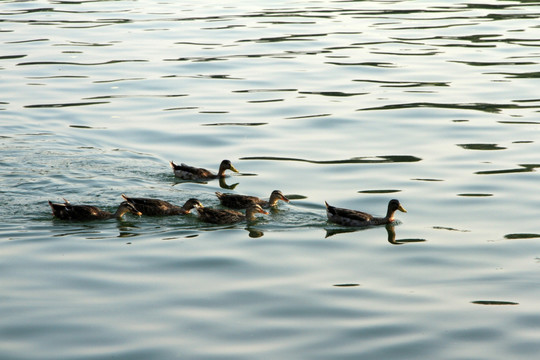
325, 224, 425, 245
171, 174, 238, 190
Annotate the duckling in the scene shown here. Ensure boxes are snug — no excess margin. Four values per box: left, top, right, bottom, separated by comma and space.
121, 194, 202, 216
170, 159, 238, 180
325, 199, 406, 227
195, 203, 268, 225
49, 198, 142, 221
215, 190, 289, 209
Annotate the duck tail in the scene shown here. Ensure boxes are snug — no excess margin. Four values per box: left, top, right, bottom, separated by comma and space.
169, 161, 177, 169
324, 201, 336, 216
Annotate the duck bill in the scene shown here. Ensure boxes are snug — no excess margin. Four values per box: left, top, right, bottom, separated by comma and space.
229, 164, 239, 173
259, 209, 269, 215
398, 205, 407, 213
281, 195, 290, 203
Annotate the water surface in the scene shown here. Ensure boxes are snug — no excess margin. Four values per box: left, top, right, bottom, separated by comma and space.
2, 1, 540, 359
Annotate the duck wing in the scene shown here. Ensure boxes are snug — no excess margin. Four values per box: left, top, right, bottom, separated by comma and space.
49, 201, 108, 220
216, 192, 262, 209
171, 161, 215, 179
197, 207, 244, 224
122, 195, 181, 215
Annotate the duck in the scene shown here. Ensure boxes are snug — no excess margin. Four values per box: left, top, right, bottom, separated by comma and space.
325, 199, 407, 227
170, 159, 238, 180
194, 202, 268, 225
49, 198, 142, 221
215, 190, 289, 209
121, 194, 202, 216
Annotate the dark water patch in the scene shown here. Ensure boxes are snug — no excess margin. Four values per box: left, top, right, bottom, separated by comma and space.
238, 33, 328, 43
56, 41, 114, 47
164, 74, 243, 80
450, 60, 536, 66
433, 226, 470, 232
504, 233, 540, 240
358, 189, 401, 194
241, 155, 421, 165
513, 98, 540, 103
471, 300, 519, 306
286, 194, 307, 200
247, 99, 284, 103
370, 50, 441, 56
0, 55, 27, 60
202, 122, 267, 126
488, 71, 540, 79
6, 38, 48, 44
202, 24, 246, 30
233, 88, 297, 93
354, 79, 449, 87
333, 283, 360, 287
457, 193, 493, 197
166, 49, 331, 63
475, 164, 540, 175
512, 140, 533, 144
164, 106, 199, 111
326, 61, 396, 68
24, 101, 109, 108
69, 125, 107, 130
199, 111, 229, 114
411, 178, 444, 182
498, 120, 540, 125
26, 75, 88, 79
298, 91, 367, 97
85, 94, 187, 100
17, 60, 147, 66
358, 102, 533, 113
285, 113, 331, 119
457, 143, 506, 150
93, 78, 145, 83
175, 41, 221, 46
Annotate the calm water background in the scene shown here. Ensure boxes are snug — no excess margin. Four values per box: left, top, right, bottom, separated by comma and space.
2, 0, 540, 358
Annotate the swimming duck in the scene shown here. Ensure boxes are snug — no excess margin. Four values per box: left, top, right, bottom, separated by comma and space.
195, 203, 268, 225
121, 194, 202, 216
49, 198, 142, 221
170, 159, 238, 180
325, 199, 407, 227
215, 190, 289, 209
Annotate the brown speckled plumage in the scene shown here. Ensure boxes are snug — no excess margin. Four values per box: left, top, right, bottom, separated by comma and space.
195, 203, 268, 225
215, 190, 289, 209
121, 195, 202, 216
325, 199, 406, 227
49, 198, 142, 221
170, 159, 238, 180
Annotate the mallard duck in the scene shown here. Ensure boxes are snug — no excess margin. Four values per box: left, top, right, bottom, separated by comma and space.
49, 198, 142, 221
121, 194, 202, 216
195, 203, 268, 224
325, 199, 406, 227
215, 190, 289, 209
170, 159, 238, 180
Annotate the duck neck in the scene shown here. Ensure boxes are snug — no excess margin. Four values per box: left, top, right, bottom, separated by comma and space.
245, 208, 257, 221
268, 194, 278, 207
113, 206, 130, 219
385, 208, 396, 222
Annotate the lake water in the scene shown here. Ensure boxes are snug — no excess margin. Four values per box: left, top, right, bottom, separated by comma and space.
2, 0, 540, 358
